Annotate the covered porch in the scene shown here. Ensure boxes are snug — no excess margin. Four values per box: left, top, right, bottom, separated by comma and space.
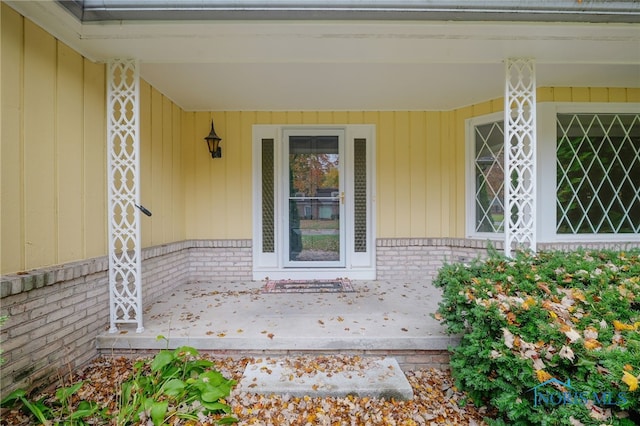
2, 0, 638, 396
97, 279, 456, 370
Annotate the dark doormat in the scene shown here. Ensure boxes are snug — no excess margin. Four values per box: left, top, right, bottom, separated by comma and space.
262, 279, 354, 294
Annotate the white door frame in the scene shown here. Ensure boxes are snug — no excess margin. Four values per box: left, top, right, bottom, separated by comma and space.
252, 124, 376, 280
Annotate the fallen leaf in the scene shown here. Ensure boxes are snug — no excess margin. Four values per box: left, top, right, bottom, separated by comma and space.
532, 358, 546, 371
522, 297, 536, 310
586, 401, 611, 421
569, 416, 585, 426
537, 282, 552, 294
267, 333, 274, 339
503, 328, 515, 349
559, 345, 575, 361
563, 327, 581, 343
583, 327, 598, 340
571, 289, 586, 302
613, 320, 635, 331
622, 371, 638, 391
584, 338, 602, 350
536, 369, 553, 383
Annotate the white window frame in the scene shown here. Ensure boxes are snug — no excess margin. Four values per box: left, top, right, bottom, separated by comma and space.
537, 102, 640, 243
466, 103, 640, 243
465, 111, 505, 240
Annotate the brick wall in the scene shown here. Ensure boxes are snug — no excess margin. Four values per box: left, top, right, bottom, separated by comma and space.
537, 241, 640, 252
0, 260, 110, 396
2, 237, 638, 395
0, 239, 252, 396
188, 240, 253, 281
376, 238, 504, 281
375, 238, 640, 281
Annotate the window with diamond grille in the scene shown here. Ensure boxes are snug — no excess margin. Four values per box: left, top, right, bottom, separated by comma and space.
556, 113, 640, 234
473, 121, 506, 233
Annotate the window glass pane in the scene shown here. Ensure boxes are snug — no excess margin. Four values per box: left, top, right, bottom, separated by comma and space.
556, 113, 640, 234
354, 138, 367, 252
261, 139, 275, 252
474, 121, 505, 233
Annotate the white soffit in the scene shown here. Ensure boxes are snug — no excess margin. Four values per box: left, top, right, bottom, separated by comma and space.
6, 1, 640, 111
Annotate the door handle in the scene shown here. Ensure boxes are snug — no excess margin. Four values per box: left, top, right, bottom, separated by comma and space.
340, 192, 345, 205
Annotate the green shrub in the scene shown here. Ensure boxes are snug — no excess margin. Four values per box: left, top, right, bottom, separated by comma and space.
434, 249, 640, 426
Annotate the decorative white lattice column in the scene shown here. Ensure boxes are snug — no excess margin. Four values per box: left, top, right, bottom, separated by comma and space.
504, 58, 537, 257
107, 59, 144, 333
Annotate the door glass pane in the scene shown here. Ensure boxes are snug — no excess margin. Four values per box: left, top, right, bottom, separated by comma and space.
289, 136, 340, 262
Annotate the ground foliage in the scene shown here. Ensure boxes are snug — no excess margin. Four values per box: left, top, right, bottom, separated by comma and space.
2, 346, 237, 426
1, 354, 489, 425
434, 249, 640, 426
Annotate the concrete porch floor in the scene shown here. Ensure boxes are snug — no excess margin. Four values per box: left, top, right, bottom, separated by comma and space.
96, 280, 459, 354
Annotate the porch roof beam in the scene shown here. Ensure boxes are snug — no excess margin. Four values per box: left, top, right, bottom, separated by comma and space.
58, 0, 640, 23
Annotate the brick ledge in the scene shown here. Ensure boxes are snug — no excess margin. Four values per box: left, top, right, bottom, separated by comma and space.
0, 239, 252, 298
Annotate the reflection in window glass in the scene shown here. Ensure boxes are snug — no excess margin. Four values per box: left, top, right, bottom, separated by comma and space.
474, 121, 505, 233
556, 113, 640, 234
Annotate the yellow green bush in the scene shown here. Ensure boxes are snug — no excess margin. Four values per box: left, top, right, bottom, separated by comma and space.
435, 249, 640, 426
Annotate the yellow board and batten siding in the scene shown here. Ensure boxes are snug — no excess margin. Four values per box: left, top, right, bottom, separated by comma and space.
139, 83, 185, 247
2, 4, 25, 274
175, 87, 640, 242
23, 20, 57, 270
1, 5, 186, 274
2, 4, 639, 275
180, 108, 483, 240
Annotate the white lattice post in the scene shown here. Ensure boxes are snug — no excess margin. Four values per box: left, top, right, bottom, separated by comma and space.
504, 58, 537, 258
107, 59, 144, 333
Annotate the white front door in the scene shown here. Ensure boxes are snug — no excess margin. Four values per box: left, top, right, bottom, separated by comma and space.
252, 124, 376, 280
284, 129, 345, 268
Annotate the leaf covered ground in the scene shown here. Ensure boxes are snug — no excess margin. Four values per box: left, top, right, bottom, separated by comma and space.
1, 355, 490, 425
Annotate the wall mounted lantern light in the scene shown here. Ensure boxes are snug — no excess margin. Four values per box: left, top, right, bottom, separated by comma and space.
204, 120, 222, 158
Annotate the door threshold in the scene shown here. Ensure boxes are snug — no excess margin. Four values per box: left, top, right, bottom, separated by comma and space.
253, 269, 375, 281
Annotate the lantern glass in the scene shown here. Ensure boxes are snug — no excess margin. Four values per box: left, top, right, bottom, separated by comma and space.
204, 121, 222, 158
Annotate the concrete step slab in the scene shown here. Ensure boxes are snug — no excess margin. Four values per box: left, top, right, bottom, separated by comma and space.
237, 357, 414, 400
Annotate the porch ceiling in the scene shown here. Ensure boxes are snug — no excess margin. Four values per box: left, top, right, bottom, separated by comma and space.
7, 1, 640, 111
